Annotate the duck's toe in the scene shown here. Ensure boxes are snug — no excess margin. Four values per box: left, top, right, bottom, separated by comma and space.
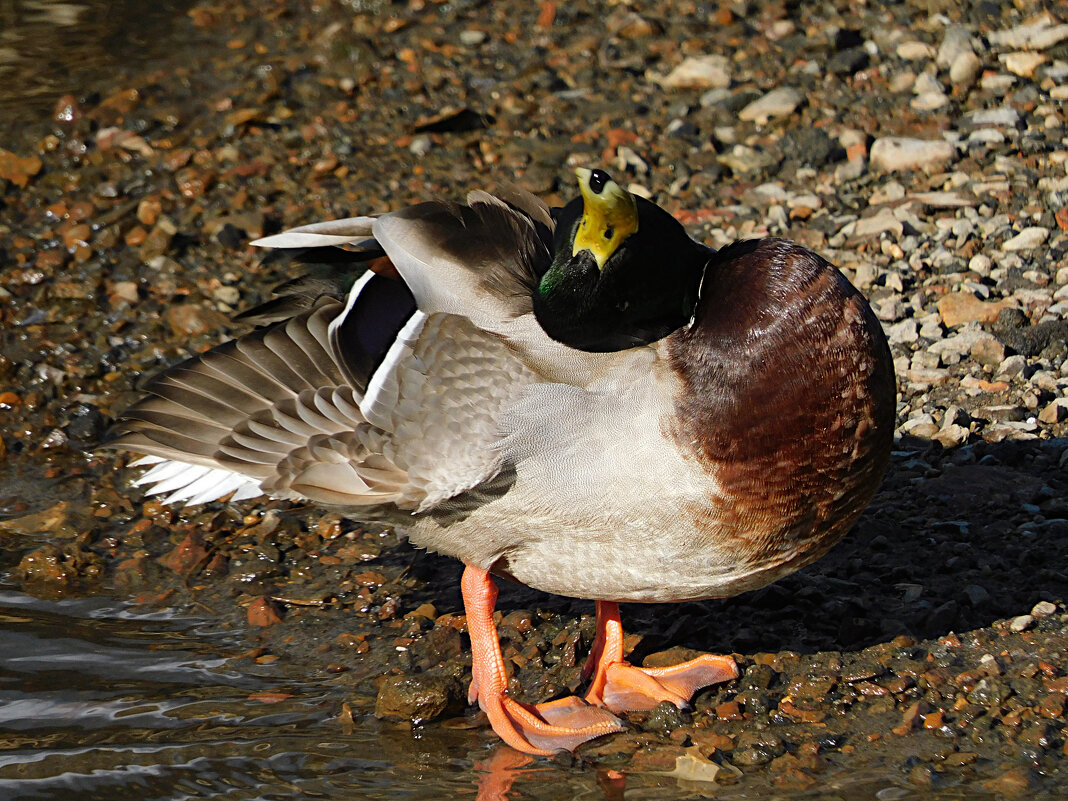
479, 692, 625, 755
582, 600, 738, 714
586, 655, 739, 714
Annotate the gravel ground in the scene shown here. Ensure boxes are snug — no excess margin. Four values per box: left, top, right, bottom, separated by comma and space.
2, 0, 1068, 797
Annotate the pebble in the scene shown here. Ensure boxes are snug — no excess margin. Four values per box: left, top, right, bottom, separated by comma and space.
717, 145, 776, 174
971, 338, 1006, 368
851, 207, 903, 239
949, 51, 982, 88
936, 293, 1012, 328
988, 19, 1068, 51
1010, 614, 1034, 632
1000, 52, 1047, 78
1032, 601, 1058, 618
964, 108, 1021, 128
458, 30, 486, 46
937, 26, 974, 68
870, 137, 955, 172
896, 41, 933, 61
409, 135, 432, 157
654, 55, 730, 89
887, 319, 918, 345
374, 674, 463, 724
1002, 227, 1050, 251
166, 303, 229, 336
738, 87, 802, 124
996, 355, 1027, 378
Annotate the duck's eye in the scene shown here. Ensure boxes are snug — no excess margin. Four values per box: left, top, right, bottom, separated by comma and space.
588, 169, 610, 194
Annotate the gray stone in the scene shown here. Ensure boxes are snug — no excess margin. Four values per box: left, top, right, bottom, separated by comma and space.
887, 318, 918, 344
965, 108, 1022, 128
1002, 227, 1049, 251
989, 20, 1068, 51
738, 87, 802, 123
937, 25, 974, 68
996, 355, 1027, 377
950, 51, 982, 88
870, 137, 955, 172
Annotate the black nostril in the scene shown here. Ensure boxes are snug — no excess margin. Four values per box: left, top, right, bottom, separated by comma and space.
588, 169, 611, 194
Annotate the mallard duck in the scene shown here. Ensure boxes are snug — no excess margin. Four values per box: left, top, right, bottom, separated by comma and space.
106, 169, 896, 755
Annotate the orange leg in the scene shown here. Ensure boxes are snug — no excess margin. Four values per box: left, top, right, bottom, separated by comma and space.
462, 565, 624, 755
583, 600, 738, 714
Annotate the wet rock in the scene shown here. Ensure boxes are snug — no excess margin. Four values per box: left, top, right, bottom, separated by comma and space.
0, 148, 44, 187
787, 673, 836, 700
17, 545, 78, 585
732, 729, 786, 766
248, 597, 283, 627
641, 701, 687, 735
982, 766, 1036, 798
64, 402, 109, 446
967, 678, 1012, 706
0, 501, 72, 536
740, 662, 776, 691
139, 221, 176, 261
159, 531, 208, 576
414, 624, 463, 667
374, 673, 464, 724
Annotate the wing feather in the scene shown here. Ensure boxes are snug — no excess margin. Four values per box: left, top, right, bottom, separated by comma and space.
109, 187, 560, 513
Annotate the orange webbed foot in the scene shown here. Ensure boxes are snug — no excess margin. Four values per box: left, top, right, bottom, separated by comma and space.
462, 565, 625, 756
583, 601, 738, 714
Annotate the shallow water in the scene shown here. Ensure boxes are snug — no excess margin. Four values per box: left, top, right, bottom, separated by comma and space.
0, 585, 491, 800
0, 0, 196, 120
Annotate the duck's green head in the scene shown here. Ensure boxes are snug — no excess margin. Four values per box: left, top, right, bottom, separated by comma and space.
534, 168, 711, 352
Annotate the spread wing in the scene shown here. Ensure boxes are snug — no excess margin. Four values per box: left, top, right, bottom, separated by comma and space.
104, 189, 552, 511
